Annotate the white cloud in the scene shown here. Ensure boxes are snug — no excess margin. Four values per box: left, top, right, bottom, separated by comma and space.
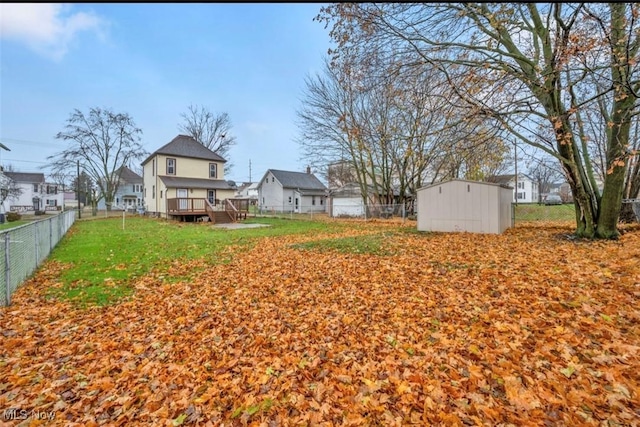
0, 3, 106, 61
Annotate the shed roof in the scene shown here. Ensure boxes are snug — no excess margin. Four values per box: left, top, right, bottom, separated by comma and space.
142, 135, 227, 165
418, 178, 513, 192
262, 169, 327, 191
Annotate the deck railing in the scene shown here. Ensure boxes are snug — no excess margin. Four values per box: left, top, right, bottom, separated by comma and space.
167, 198, 208, 214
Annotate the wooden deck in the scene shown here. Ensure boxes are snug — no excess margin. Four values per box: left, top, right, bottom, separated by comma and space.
167, 198, 251, 223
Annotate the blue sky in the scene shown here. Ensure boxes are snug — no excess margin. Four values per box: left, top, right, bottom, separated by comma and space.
0, 3, 332, 184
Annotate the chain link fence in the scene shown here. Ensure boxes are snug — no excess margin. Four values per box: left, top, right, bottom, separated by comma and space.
254, 203, 410, 221
622, 199, 640, 222
1, 210, 76, 306
511, 203, 577, 226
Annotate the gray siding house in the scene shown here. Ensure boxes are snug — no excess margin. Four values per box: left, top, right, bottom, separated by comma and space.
97, 166, 143, 211
258, 168, 327, 213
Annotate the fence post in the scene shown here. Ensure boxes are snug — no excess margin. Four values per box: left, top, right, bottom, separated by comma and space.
35, 223, 39, 268
5, 232, 10, 306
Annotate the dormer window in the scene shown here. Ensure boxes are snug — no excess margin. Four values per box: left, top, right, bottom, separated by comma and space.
167, 158, 176, 175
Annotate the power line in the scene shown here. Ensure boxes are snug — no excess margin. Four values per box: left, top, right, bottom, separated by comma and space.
0, 137, 60, 147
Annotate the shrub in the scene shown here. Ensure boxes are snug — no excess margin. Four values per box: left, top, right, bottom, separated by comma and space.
6, 212, 21, 222
35, 210, 46, 216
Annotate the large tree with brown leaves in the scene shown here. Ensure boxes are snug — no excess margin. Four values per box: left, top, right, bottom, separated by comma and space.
317, 3, 640, 238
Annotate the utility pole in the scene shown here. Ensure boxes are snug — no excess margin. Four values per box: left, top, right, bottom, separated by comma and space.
514, 140, 518, 207
249, 159, 252, 182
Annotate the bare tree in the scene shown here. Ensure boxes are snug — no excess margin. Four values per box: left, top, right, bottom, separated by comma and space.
318, 3, 640, 238
0, 171, 23, 212
527, 156, 565, 204
48, 107, 147, 211
178, 104, 236, 173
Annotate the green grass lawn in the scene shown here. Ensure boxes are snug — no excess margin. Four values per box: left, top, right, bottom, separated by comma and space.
0, 220, 32, 231
47, 216, 348, 306
514, 203, 576, 222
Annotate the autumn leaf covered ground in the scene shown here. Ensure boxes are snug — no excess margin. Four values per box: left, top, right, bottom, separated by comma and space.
1, 217, 639, 426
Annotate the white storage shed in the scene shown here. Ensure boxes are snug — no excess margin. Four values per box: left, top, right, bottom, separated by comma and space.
417, 179, 513, 234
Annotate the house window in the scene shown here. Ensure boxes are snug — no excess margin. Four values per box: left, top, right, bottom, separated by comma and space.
312, 196, 316, 206
167, 158, 176, 175
145, 188, 147, 197
320, 198, 323, 205
46, 199, 57, 206
272, 177, 274, 183
133, 184, 142, 192
288, 196, 292, 204
209, 163, 217, 178
116, 197, 120, 204
33, 184, 39, 192
160, 190, 163, 199
152, 185, 155, 199
517, 192, 525, 200
152, 159, 155, 176
518, 182, 524, 189
46, 185, 57, 194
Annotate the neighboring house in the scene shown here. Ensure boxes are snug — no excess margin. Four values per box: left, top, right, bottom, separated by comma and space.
487, 173, 539, 204
97, 166, 143, 211
417, 179, 513, 234
142, 135, 236, 220
258, 167, 327, 213
235, 182, 259, 204
4, 172, 63, 213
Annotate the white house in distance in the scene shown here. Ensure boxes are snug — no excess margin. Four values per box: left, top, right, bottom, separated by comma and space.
487, 173, 539, 204
235, 182, 259, 204
258, 168, 327, 213
4, 172, 64, 213
417, 179, 513, 234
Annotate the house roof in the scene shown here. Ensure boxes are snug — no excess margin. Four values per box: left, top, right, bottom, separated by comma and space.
486, 173, 532, 185
158, 176, 235, 190
262, 169, 327, 191
142, 135, 227, 165
5, 172, 45, 183
117, 166, 142, 183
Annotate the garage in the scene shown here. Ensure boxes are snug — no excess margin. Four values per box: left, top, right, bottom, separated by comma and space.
329, 183, 365, 217
417, 179, 513, 234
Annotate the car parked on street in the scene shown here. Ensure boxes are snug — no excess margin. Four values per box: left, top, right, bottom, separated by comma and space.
544, 194, 563, 205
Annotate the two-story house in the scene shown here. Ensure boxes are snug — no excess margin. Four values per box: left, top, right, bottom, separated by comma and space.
258, 167, 327, 213
487, 173, 539, 204
141, 135, 236, 221
97, 166, 143, 211
4, 172, 64, 213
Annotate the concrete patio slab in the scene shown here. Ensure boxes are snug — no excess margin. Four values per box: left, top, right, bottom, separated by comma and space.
212, 223, 271, 229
